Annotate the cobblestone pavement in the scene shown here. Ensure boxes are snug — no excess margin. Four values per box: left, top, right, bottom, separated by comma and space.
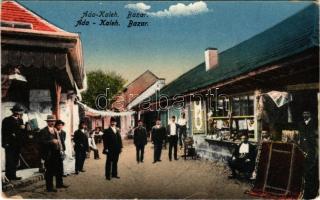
3, 140, 254, 199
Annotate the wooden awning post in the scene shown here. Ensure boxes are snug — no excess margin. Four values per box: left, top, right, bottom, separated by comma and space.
53, 81, 62, 119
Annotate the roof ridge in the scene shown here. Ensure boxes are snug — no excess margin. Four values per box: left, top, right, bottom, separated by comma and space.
218, 4, 317, 56
157, 3, 319, 99
124, 70, 159, 88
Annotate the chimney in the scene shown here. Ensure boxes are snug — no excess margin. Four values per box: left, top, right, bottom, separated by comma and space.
205, 48, 218, 71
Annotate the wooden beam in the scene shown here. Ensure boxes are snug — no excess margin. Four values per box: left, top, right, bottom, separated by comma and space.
1, 37, 75, 49
287, 83, 319, 91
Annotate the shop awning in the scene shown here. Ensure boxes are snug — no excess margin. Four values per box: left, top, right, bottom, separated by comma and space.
1, 1, 85, 90
77, 101, 135, 117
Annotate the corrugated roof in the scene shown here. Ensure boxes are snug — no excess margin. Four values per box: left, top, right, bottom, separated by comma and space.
156, 4, 319, 100
1, 0, 65, 32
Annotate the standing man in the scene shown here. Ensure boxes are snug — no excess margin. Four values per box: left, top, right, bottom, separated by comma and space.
103, 118, 123, 180
88, 131, 100, 159
167, 116, 179, 161
151, 119, 166, 163
298, 111, 319, 199
133, 120, 147, 163
178, 113, 188, 149
2, 104, 25, 181
93, 127, 103, 144
73, 121, 89, 175
40, 115, 67, 192
54, 120, 68, 188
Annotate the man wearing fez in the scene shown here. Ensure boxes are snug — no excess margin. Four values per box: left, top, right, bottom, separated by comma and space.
151, 119, 166, 163
299, 111, 319, 199
167, 116, 179, 161
54, 120, 68, 188
133, 120, 148, 163
40, 115, 68, 192
73, 120, 89, 175
2, 104, 25, 181
228, 134, 256, 179
103, 117, 123, 180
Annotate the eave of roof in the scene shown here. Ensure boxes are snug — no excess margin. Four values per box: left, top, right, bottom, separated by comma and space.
155, 4, 319, 101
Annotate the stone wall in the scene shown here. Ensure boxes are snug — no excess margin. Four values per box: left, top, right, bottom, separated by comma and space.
193, 135, 235, 164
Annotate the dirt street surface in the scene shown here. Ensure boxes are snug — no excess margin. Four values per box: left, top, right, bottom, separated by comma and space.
3, 140, 253, 199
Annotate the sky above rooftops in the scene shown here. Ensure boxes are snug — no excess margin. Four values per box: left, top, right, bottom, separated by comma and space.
18, 1, 312, 84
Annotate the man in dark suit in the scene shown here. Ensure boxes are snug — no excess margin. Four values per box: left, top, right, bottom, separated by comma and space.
73, 121, 89, 175
133, 120, 147, 163
103, 118, 123, 180
167, 116, 179, 161
298, 111, 319, 199
228, 134, 256, 179
54, 120, 68, 188
40, 115, 67, 192
2, 104, 25, 181
151, 119, 166, 163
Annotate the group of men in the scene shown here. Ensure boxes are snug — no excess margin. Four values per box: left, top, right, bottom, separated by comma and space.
227, 111, 318, 199
2, 104, 318, 198
132, 115, 188, 165
1, 105, 70, 192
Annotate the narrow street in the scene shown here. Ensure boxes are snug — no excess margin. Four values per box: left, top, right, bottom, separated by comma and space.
4, 140, 253, 199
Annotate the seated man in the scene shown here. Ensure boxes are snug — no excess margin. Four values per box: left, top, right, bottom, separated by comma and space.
228, 134, 256, 179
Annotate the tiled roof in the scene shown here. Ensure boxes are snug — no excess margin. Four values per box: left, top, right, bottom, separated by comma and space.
1, 0, 63, 32
113, 70, 160, 110
155, 4, 319, 100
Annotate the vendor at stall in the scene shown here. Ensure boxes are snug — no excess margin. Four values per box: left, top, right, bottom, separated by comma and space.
298, 111, 319, 199
228, 134, 256, 179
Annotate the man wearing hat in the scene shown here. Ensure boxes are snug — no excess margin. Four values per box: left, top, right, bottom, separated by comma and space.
54, 120, 68, 188
73, 120, 89, 175
40, 115, 67, 192
133, 120, 148, 163
1, 104, 25, 181
103, 117, 123, 180
299, 111, 319, 199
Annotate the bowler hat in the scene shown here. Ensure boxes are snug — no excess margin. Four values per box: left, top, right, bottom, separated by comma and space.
55, 120, 65, 126
45, 115, 57, 121
11, 104, 24, 114
110, 117, 116, 122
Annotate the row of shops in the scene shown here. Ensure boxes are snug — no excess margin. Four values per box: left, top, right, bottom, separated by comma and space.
132, 4, 319, 162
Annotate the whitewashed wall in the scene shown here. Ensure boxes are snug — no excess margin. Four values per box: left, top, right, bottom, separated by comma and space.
127, 79, 165, 110
1, 90, 80, 174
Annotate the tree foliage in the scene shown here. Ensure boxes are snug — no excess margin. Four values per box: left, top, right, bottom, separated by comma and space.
81, 70, 126, 110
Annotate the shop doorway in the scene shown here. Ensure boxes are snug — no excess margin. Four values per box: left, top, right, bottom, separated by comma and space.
291, 90, 318, 126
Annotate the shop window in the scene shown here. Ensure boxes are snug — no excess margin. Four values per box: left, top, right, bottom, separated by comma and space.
209, 96, 230, 117
232, 95, 254, 116
207, 93, 255, 141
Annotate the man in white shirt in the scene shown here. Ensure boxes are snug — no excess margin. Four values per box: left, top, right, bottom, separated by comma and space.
88, 131, 100, 159
178, 113, 188, 149
93, 127, 103, 144
228, 134, 256, 179
167, 116, 179, 161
